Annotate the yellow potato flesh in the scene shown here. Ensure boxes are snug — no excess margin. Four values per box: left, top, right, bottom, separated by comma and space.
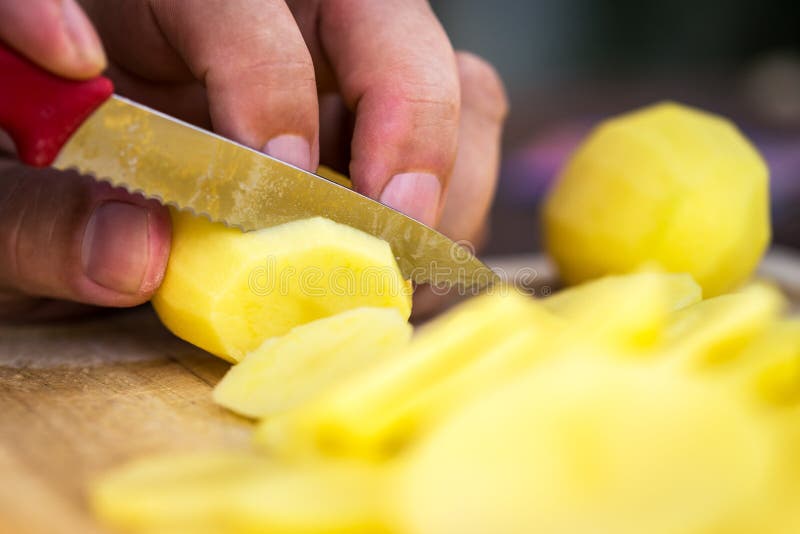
259, 291, 555, 458
710, 322, 800, 533
663, 283, 786, 368
253, 305, 559, 460
543, 271, 701, 350
393, 356, 774, 534
97, 271, 800, 533
213, 307, 412, 419
91, 451, 389, 534
543, 102, 770, 297
152, 211, 412, 362
738, 319, 800, 405
94, 174, 798, 534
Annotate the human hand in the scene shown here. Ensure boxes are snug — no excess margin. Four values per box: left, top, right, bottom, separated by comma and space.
0, 0, 507, 320
0, 0, 171, 320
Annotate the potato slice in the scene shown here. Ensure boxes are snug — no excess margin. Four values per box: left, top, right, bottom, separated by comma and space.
254, 319, 560, 460
712, 322, 800, 532
152, 211, 412, 362
392, 356, 774, 534
397, 324, 557, 425
543, 102, 770, 297
259, 291, 557, 458
746, 320, 800, 405
543, 271, 701, 350
663, 283, 785, 368
91, 451, 389, 534
213, 307, 412, 419
723, 318, 800, 406
316, 165, 354, 189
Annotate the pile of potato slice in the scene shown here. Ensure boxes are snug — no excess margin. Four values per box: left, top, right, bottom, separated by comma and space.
92, 270, 800, 534
92, 102, 791, 533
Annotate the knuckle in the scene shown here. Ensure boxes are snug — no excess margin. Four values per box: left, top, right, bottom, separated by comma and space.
0, 177, 46, 295
455, 51, 509, 121
219, 24, 315, 74
0, 167, 92, 298
391, 76, 461, 127
222, 49, 316, 90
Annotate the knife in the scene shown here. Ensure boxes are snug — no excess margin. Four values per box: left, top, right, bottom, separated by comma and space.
0, 42, 496, 290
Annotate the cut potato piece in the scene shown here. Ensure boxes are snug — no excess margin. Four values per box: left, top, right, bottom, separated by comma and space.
543, 102, 770, 297
663, 283, 785, 368
213, 307, 412, 419
268, 291, 557, 457
766, 406, 800, 534
543, 271, 701, 350
723, 319, 800, 406
254, 311, 560, 459
398, 324, 557, 427
91, 451, 389, 534
253, 411, 318, 461
317, 165, 353, 189
152, 211, 412, 362
393, 356, 774, 534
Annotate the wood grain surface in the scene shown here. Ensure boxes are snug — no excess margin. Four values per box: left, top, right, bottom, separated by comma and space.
0, 310, 252, 534
1, 251, 799, 534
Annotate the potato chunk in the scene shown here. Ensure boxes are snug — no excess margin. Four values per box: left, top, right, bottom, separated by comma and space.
152, 211, 412, 362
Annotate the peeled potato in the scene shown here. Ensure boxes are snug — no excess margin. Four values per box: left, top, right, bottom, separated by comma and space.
746, 320, 800, 406
91, 451, 388, 534
393, 356, 774, 534
258, 291, 555, 458
152, 211, 412, 362
543, 102, 770, 297
663, 283, 785, 368
213, 307, 412, 419
543, 271, 701, 350
91, 452, 270, 531
712, 322, 800, 533
721, 318, 800, 406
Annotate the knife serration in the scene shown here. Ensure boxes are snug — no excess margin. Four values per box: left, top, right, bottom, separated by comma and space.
52, 96, 496, 289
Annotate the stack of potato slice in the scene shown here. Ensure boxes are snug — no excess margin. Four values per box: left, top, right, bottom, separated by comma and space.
93, 265, 800, 534
92, 104, 797, 533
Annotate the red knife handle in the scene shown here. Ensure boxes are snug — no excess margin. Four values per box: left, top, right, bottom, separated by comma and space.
0, 41, 113, 167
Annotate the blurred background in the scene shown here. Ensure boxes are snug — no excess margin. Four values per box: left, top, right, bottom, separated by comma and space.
430, 0, 800, 254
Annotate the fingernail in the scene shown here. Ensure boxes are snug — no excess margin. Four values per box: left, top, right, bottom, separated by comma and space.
380, 172, 442, 227
82, 202, 150, 294
263, 135, 312, 170
62, 0, 106, 70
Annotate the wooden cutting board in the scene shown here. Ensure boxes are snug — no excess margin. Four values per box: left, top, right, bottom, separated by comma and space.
1, 250, 799, 534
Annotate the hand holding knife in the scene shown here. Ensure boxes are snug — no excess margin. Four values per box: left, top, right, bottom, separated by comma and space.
0, 0, 504, 320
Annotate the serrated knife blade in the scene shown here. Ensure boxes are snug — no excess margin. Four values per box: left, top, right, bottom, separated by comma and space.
0, 40, 496, 289
51, 96, 496, 288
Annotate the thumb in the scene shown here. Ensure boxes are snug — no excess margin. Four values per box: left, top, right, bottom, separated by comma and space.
0, 161, 171, 308
0, 0, 106, 79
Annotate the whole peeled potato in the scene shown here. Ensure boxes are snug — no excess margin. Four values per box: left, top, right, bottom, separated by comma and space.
543, 102, 770, 297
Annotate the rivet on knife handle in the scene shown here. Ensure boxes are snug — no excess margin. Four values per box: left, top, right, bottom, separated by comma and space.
0, 41, 113, 167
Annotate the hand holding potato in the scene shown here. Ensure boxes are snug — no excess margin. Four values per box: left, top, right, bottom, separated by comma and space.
0, 0, 508, 320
